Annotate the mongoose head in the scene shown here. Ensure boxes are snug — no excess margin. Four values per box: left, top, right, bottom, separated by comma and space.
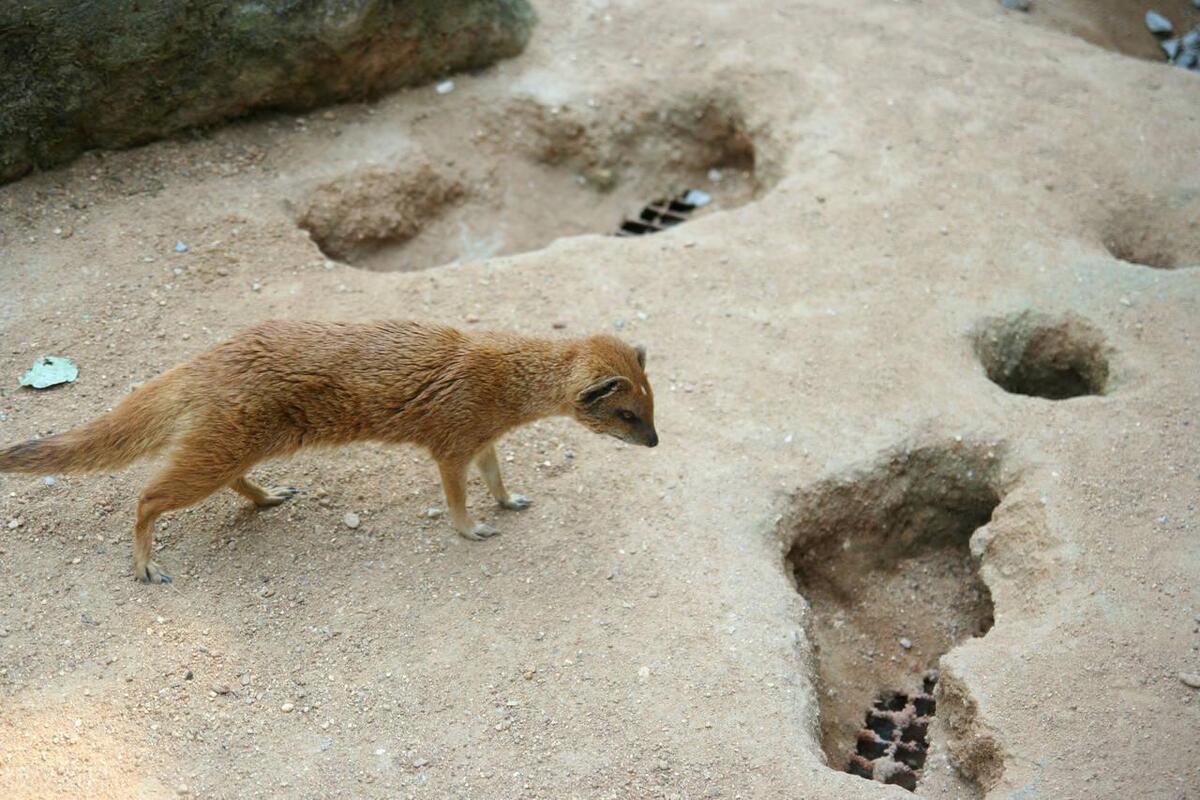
572, 336, 658, 448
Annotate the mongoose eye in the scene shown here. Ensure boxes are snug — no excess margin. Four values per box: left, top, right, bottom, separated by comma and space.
618, 410, 637, 423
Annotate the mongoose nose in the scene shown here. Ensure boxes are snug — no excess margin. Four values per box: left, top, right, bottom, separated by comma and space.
646, 430, 658, 448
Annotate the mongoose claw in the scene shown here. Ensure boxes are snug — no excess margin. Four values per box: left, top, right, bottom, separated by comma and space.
500, 494, 532, 511
462, 522, 500, 540
136, 560, 173, 584
257, 486, 301, 508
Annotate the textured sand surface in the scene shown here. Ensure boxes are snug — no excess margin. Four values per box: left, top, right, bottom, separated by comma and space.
1, 1, 1198, 798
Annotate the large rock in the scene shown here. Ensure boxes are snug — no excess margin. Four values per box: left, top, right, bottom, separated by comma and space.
0, 0, 535, 183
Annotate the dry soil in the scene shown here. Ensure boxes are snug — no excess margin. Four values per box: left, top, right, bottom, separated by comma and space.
1, 1, 1198, 799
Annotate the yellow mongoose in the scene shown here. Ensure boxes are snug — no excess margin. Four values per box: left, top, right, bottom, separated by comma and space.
0, 320, 657, 583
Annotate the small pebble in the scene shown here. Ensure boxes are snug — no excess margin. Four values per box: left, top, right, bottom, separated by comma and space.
1146, 11, 1173, 36
425, 507, 444, 519
1181, 672, 1200, 689
281, 702, 295, 713
342, 512, 361, 529
1001, 0, 1029, 11
43, 477, 55, 486
435, 80, 455, 95
174, 241, 189, 253
900, 638, 913, 650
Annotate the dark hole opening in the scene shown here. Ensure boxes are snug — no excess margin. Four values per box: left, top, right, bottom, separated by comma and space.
616, 189, 711, 236
975, 313, 1109, 400
855, 732, 890, 759
867, 712, 896, 740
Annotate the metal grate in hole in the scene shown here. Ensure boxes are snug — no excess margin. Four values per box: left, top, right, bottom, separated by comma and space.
844, 670, 938, 792
616, 189, 711, 236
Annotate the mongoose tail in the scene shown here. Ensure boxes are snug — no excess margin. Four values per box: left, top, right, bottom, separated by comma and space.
0, 371, 183, 475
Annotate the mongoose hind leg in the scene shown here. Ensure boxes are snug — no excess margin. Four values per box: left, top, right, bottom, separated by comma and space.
134, 449, 245, 583
230, 476, 300, 508
475, 445, 532, 511
437, 457, 499, 541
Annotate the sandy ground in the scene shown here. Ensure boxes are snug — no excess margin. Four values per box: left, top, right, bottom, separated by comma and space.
1, 1, 1198, 798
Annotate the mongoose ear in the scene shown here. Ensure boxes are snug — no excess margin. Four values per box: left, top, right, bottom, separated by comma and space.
635, 344, 647, 368
577, 375, 631, 406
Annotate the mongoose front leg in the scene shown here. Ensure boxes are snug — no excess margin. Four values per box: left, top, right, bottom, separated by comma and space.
230, 476, 299, 508
475, 445, 532, 511
437, 458, 498, 540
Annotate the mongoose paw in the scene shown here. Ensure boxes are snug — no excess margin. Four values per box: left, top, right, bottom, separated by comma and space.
460, 522, 500, 541
500, 494, 532, 511
257, 486, 301, 508
135, 560, 173, 584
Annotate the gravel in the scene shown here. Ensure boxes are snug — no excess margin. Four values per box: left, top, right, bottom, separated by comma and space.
1146, 11, 1174, 36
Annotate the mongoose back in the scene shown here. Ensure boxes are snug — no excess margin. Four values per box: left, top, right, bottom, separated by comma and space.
0, 320, 657, 583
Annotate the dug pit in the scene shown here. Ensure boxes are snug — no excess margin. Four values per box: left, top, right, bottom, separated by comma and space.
297, 92, 768, 271
783, 443, 1000, 792
1103, 190, 1200, 270
974, 311, 1110, 400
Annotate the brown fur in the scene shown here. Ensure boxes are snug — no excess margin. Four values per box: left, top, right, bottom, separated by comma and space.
0, 320, 657, 583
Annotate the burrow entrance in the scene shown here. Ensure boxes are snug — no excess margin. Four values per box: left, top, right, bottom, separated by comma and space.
616, 189, 712, 237
1103, 191, 1200, 270
1013, 0, 1200, 62
297, 92, 768, 271
847, 672, 939, 791
973, 311, 1110, 400
783, 443, 1000, 792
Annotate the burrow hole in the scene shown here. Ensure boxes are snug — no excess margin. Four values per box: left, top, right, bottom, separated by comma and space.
783, 443, 1000, 793
296, 93, 768, 271
846, 672, 939, 792
973, 311, 1110, 400
1103, 191, 1200, 270
1011, 1, 1200, 62
616, 189, 712, 237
